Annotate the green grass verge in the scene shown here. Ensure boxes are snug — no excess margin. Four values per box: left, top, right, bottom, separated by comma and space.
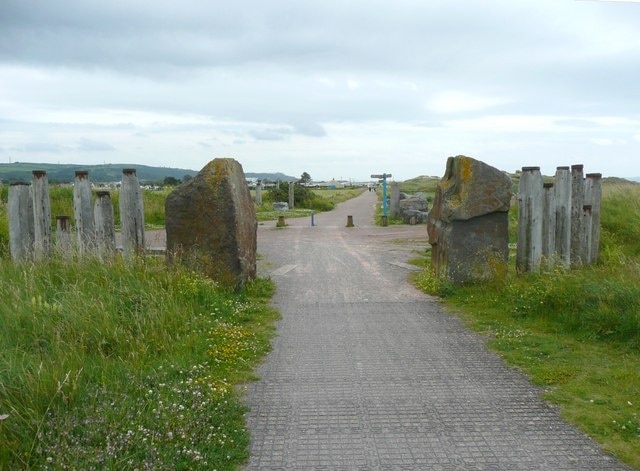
0, 257, 278, 469
412, 249, 640, 469
255, 187, 365, 221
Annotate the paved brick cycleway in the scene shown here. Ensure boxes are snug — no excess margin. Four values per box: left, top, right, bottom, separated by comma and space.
244, 190, 628, 470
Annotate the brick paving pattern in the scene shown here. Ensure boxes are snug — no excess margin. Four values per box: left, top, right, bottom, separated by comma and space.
244, 190, 629, 470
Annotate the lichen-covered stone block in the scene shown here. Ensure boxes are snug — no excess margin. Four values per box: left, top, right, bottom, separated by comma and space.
427, 156, 512, 284
165, 158, 257, 289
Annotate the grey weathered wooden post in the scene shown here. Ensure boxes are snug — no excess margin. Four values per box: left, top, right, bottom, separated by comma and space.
516, 167, 543, 273
94, 191, 116, 258
8, 182, 34, 262
585, 173, 602, 264
119, 168, 145, 257
570, 164, 585, 267
55, 216, 72, 257
288, 181, 295, 209
542, 183, 556, 269
73, 170, 95, 254
553, 166, 571, 268
390, 182, 400, 218
255, 180, 262, 205
582, 205, 593, 265
31, 170, 52, 260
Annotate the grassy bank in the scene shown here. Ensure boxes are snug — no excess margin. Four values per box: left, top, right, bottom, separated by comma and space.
0, 257, 278, 469
413, 182, 640, 468
255, 187, 365, 221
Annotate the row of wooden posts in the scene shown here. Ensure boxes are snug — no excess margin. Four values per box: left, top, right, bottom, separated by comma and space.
517, 164, 601, 273
8, 169, 146, 262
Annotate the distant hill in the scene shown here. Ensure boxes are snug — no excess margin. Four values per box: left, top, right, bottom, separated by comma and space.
399, 175, 441, 193
0, 163, 298, 184
245, 172, 297, 182
400, 173, 639, 196
0, 162, 198, 183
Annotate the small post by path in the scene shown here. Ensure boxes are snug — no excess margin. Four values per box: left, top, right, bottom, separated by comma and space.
346, 215, 354, 227
277, 215, 286, 227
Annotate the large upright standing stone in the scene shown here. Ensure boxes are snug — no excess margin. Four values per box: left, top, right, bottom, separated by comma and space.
165, 158, 257, 289
390, 182, 400, 218
427, 156, 512, 284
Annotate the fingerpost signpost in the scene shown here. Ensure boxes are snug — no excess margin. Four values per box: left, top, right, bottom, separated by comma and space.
371, 173, 392, 226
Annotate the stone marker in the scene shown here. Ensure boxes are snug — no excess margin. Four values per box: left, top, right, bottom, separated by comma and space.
165, 158, 257, 289
427, 155, 512, 284
390, 182, 400, 218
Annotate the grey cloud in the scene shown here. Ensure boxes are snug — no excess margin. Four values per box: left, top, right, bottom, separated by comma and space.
21, 142, 64, 153
293, 122, 327, 137
249, 128, 292, 141
248, 122, 327, 141
554, 119, 599, 128
77, 138, 115, 151
1, 0, 622, 79
2, 0, 639, 122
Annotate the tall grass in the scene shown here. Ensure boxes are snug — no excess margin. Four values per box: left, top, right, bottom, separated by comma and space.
413, 181, 640, 467
0, 257, 277, 469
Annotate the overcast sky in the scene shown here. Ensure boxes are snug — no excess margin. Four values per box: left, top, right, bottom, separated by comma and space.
1, 0, 639, 182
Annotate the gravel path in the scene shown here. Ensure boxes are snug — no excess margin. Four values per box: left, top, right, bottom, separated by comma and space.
244, 190, 628, 470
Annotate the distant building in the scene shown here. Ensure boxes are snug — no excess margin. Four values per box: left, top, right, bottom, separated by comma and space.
316, 179, 347, 189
